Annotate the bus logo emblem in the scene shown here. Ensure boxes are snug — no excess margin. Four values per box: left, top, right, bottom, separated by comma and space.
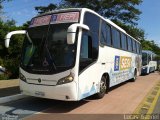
38, 78, 41, 83
114, 56, 120, 71
43, 58, 49, 67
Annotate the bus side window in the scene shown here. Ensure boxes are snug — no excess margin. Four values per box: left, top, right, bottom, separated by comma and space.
135, 41, 137, 53
132, 40, 136, 53
148, 54, 151, 62
136, 42, 139, 54
84, 12, 100, 33
127, 37, 132, 52
106, 24, 112, 46
80, 34, 92, 60
79, 32, 99, 72
92, 33, 99, 60
153, 54, 156, 61
100, 22, 107, 45
100, 21, 111, 46
121, 33, 127, 50
138, 44, 141, 54
101, 21, 112, 46
112, 28, 121, 48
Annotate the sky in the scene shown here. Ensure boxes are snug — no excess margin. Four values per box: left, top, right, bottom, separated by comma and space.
2, 0, 160, 46
2, 0, 59, 25
138, 0, 160, 46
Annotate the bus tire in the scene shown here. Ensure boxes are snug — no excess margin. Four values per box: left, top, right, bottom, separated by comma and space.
95, 76, 107, 99
131, 69, 137, 82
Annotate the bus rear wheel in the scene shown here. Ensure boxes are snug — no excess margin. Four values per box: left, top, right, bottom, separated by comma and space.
131, 70, 137, 82
95, 76, 107, 99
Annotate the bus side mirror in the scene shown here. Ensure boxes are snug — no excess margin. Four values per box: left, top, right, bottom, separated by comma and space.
67, 23, 90, 44
5, 30, 26, 48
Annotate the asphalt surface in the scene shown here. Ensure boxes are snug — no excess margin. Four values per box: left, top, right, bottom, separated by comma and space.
0, 97, 58, 119
0, 86, 20, 97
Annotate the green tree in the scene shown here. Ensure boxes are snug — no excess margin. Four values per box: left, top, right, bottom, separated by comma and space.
0, 19, 24, 79
0, 0, 24, 79
35, 3, 57, 14
34, 0, 144, 40
141, 40, 160, 56
114, 20, 145, 40
34, 1, 160, 57
35, 0, 142, 25
22, 21, 30, 29
65, 0, 143, 25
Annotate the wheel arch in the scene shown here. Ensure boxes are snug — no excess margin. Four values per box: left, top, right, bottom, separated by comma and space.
134, 67, 137, 75
101, 72, 110, 89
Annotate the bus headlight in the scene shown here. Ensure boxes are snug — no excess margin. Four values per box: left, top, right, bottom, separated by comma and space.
57, 73, 74, 85
19, 73, 26, 82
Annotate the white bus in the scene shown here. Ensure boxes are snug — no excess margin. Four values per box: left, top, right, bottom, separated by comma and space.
141, 50, 157, 74
5, 8, 142, 101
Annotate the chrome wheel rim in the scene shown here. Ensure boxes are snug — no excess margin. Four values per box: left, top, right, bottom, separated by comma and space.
100, 78, 106, 93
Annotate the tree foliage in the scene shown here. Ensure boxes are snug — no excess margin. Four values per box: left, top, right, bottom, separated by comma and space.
35, 3, 57, 14
141, 40, 160, 56
34, 0, 144, 40
0, 0, 24, 79
0, 19, 24, 79
35, 0, 142, 25
114, 20, 145, 40
66, 0, 142, 25
34, 0, 160, 58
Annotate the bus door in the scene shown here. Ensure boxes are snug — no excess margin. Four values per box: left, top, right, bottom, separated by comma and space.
78, 30, 100, 99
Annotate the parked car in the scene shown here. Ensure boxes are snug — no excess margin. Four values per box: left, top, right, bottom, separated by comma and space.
0, 66, 5, 74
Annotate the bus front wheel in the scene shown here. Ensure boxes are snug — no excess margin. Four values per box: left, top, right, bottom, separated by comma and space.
95, 76, 107, 99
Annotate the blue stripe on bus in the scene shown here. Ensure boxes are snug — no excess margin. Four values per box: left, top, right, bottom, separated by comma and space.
80, 85, 97, 99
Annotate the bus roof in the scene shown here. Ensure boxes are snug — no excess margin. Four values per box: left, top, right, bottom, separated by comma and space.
142, 50, 156, 55
81, 8, 140, 43
37, 8, 83, 17
105, 19, 126, 33
35, 8, 140, 43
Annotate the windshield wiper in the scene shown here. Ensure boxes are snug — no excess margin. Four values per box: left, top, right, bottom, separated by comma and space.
45, 45, 57, 70
26, 32, 33, 43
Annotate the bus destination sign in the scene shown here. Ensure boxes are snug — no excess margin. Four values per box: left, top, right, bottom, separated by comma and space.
30, 12, 79, 27
51, 12, 79, 24
30, 15, 52, 27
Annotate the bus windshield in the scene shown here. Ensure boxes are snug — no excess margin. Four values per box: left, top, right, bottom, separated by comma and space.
142, 53, 148, 66
21, 23, 77, 74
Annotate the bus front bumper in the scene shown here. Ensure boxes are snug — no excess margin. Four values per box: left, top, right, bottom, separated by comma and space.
20, 80, 78, 101
141, 66, 148, 74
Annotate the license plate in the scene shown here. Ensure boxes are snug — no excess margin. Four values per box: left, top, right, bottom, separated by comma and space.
35, 91, 45, 97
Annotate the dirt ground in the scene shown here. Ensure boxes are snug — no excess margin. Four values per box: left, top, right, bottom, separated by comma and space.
0, 79, 20, 97
0, 79, 19, 89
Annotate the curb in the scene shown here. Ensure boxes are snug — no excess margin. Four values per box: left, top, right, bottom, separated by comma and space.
0, 94, 28, 104
133, 80, 160, 118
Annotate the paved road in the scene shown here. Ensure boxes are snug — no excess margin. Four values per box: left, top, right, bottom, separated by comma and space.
0, 72, 159, 120
0, 97, 59, 119
0, 79, 20, 97
0, 86, 20, 97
